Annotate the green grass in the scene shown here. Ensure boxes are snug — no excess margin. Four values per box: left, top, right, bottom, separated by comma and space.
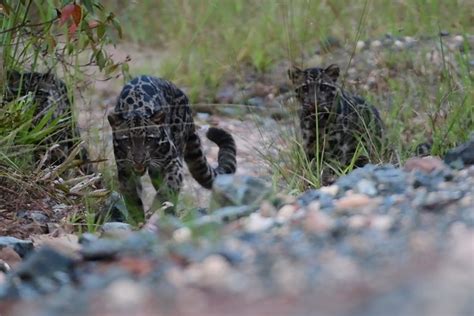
106, 0, 472, 100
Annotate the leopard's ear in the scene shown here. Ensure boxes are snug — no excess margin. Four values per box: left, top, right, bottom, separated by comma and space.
6, 69, 23, 85
288, 66, 304, 84
324, 64, 340, 82
107, 112, 120, 130
151, 111, 166, 125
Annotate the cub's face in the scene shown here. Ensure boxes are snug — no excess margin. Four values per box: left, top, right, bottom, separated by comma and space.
108, 110, 168, 175
288, 64, 340, 111
6, 71, 64, 101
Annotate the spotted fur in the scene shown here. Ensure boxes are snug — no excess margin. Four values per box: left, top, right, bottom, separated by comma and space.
108, 75, 237, 223
4, 70, 90, 170
288, 64, 383, 170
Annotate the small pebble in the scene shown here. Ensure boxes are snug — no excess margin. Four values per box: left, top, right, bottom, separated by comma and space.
245, 213, 274, 233
355, 179, 378, 196
404, 156, 446, 173
355, 40, 365, 52
303, 210, 335, 234
104, 279, 148, 308
370, 215, 393, 231
335, 194, 372, 210
319, 184, 339, 196
0, 247, 21, 268
370, 40, 382, 49
307, 201, 320, 213
100, 222, 133, 239
0, 260, 11, 273
259, 200, 277, 218
394, 40, 405, 50
348, 215, 369, 230
453, 35, 464, 44
277, 204, 297, 222
173, 227, 192, 243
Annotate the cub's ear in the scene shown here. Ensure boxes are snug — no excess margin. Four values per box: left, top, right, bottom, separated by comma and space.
107, 112, 120, 129
6, 69, 22, 85
288, 66, 304, 84
324, 64, 340, 82
151, 111, 166, 125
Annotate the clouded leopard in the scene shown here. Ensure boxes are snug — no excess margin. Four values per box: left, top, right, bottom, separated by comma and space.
288, 64, 383, 173
108, 75, 237, 223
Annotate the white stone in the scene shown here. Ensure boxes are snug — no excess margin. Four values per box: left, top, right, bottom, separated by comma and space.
245, 213, 274, 233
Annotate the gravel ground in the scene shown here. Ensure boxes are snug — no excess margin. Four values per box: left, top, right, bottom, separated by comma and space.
0, 156, 473, 316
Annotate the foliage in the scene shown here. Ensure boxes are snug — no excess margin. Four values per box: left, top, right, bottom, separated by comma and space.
0, 0, 126, 213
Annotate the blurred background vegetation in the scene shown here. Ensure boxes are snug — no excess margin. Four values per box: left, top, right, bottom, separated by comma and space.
105, 0, 473, 99
0, 0, 473, 206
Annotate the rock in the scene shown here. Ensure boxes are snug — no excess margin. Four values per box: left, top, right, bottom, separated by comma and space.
100, 222, 133, 239
370, 40, 382, 49
355, 179, 378, 196
103, 279, 148, 310
444, 135, 474, 169
335, 194, 373, 211
404, 156, 446, 173
3, 247, 76, 299
30, 234, 80, 259
319, 185, 339, 196
245, 213, 274, 233
0, 260, 10, 273
370, 215, 394, 231
78, 233, 99, 245
210, 175, 272, 210
373, 165, 408, 194
99, 191, 129, 223
188, 254, 233, 289
80, 239, 123, 260
297, 190, 334, 208
194, 205, 255, 226
173, 227, 192, 243
420, 190, 463, 211
303, 209, 335, 235
0, 237, 34, 258
348, 215, 369, 230
276, 204, 297, 223
246, 97, 265, 107
0, 247, 21, 269
394, 40, 405, 50
355, 40, 365, 52
259, 200, 277, 217
215, 85, 236, 104
16, 210, 49, 224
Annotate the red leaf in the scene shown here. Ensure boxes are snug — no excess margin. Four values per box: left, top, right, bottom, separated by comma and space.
88, 19, 100, 29
68, 23, 78, 35
59, 4, 82, 26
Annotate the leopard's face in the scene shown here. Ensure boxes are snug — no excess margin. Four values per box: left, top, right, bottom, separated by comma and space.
6, 70, 69, 112
288, 64, 340, 112
6, 71, 58, 99
108, 110, 169, 175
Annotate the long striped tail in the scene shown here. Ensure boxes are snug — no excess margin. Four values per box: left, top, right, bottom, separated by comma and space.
184, 127, 237, 189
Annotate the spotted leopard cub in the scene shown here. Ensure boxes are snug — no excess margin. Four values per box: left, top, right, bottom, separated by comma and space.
4, 70, 90, 171
108, 75, 237, 223
289, 64, 383, 170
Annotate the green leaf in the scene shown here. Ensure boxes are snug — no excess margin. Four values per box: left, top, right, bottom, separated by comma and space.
95, 49, 106, 70
82, 0, 95, 13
